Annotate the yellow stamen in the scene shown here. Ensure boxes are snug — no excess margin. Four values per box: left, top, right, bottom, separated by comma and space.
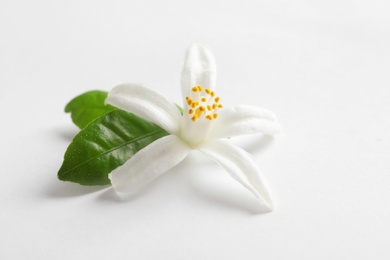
185, 87, 223, 122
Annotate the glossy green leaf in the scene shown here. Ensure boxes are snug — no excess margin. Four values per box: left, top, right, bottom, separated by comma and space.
58, 110, 169, 185
65, 90, 117, 128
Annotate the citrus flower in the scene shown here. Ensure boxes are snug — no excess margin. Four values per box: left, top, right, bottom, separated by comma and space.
105, 44, 281, 211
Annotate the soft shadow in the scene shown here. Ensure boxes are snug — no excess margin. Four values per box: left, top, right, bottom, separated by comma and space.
189, 178, 271, 214
45, 180, 108, 198
98, 188, 122, 202
183, 155, 272, 214
54, 125, 79, 141
97, 186, 152, 203
233, 134, 276, 155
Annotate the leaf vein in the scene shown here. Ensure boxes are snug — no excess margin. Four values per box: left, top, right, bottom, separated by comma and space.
61, 129, 167, 175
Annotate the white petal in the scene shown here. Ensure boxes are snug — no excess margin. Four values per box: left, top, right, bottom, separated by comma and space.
181, 44, 217, 99
109, 135, 191, 193
209, 105, 281, 139
198, 139, 274, 211
106, 83, 182, 134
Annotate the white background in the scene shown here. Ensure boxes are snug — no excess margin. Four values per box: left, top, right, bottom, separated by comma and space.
1, 0, 389, 259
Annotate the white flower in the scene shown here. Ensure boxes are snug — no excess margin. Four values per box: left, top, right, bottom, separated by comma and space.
106, 44, 281, 211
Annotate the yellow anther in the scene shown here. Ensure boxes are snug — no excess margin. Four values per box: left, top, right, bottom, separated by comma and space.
195, 108, 202, 116
187, 87, 222, 122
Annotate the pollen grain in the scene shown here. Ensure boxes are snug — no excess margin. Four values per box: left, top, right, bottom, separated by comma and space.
185, 85, 223, 122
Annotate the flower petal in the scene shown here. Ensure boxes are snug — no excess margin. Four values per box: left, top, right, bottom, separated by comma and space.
209, 105, 281, 139
181, 44, 217, 99
197, 139, 274, 211
106, 83, 182, 134
109, 135, 191, 193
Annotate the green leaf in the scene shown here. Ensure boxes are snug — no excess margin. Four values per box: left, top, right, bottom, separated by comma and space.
176, 104, 183, 115
65, 90, 117, 128
58, 110, 169, 185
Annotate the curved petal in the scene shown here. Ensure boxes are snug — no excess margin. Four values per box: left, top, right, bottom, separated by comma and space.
208, 105, 281, 139
109, 135, 191, 193
197, 139, 274, 211
180, 44, 217, 99
106, 83, 182, 134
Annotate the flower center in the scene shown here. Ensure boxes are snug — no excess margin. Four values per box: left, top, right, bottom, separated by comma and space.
185, 86, 223, 122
